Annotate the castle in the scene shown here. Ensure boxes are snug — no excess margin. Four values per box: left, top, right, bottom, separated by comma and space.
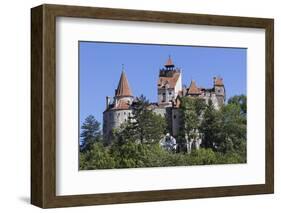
103, 57, 225, 150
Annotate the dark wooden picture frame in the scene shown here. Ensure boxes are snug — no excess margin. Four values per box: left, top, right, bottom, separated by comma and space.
31, 4, 274, 208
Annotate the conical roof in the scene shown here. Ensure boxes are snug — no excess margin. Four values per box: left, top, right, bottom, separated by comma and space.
188, 80, 201, 95
115, 71, 133, 97
165, 56, 174, 67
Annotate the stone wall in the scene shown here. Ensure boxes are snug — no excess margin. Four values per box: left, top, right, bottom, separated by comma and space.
103, 109, 132, 139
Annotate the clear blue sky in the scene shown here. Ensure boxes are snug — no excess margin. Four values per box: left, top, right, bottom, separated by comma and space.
79, 41, 246, 125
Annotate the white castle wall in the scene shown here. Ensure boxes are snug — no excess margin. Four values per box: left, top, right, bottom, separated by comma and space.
158, 87, 175, 105
174, 72, 182, 96
103, 109, 132, 137
115, 97, 133, 106
152, 107, 167, 117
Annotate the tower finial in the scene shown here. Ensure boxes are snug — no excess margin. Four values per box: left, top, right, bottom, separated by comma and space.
165, 55, 174, 68
115, 70, 133, 97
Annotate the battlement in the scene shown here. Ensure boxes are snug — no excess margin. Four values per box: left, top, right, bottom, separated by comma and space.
159, 69, 180, 78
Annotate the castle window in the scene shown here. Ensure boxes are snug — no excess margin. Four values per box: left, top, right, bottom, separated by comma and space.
162, 93, 166, 102
124, 112, 126, 115
174, 115, 176, 119
169, 92, 172, 95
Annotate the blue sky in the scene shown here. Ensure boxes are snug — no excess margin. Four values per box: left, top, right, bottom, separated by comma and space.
79, 41, 246, 125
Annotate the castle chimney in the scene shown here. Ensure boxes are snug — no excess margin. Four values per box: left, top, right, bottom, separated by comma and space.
106, 96, 110, 109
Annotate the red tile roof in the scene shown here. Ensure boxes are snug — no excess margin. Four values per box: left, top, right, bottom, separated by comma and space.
165, 56, 174, 67
188, 80, 201, 95
158, 72, 180, 89
115, 71, 133, 97
214, 77, 224, 86
113, 99, 131, 110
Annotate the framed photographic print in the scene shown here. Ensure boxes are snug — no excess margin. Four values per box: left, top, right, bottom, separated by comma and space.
31, 4, 274, 208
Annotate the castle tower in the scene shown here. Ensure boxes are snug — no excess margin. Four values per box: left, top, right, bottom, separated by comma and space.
213, 76, 225, 106
157, 56, 182, 106
103, 68, 134, 143
114, 70, 134, 106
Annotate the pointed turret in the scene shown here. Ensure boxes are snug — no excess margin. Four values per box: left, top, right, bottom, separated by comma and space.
115, 70, 133, 97
103, 67, 134, 143
165, 55, 175, 68
188, 80, 201, 95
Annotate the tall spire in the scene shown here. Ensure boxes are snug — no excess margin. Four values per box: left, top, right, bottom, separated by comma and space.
165, 55, 175, 68
115, 68, 133, 97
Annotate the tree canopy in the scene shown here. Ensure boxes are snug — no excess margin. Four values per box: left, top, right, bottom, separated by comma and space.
79, 95, 247, 170
80, 115, 102, 151
177, 97, 206, 150
115, 95, 167, 144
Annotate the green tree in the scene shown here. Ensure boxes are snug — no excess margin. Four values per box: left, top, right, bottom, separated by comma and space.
117, 95, 167, 144
132, 95, 150, 119
218, 103, 246, 154
79, 142, 115, 170
80, 115, 101, 151
194, 98, 207, 116
228, 95, 247, 115
79, 95, 247, 170
200, 97, 246, 156
200, 100, 222, 150
177, 97, 199, 150
110, 141, 149, 168
176, 97, 206, 152
189, 148, 217, 165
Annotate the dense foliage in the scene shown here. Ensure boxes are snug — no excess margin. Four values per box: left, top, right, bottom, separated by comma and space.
80, 115, 102, 151
113, 95, 167, 145
79, 95, 247, 170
